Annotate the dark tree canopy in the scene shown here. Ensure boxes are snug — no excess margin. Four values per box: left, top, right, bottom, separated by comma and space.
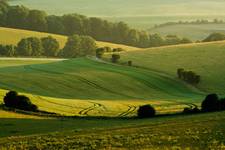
6, 5, 29, 29
26, 10, 47, 32
16, 38, 32, 56
62, 34, 96, 58
177, 68, 201, 85
0, 44, 15, 56
3, 91, 38, 112
137, 105, 156, 118
41, 36, 60, 57
27, 37, 43, 56
201, 94, 220, 112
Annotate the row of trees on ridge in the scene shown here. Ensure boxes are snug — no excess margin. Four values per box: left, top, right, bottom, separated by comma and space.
0, 35, 96, 58
0, 1, 192, 48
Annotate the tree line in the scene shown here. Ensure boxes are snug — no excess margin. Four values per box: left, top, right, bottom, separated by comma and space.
0, 35, 96, 58
154, 19, 225, 28
0, 1, 192, 48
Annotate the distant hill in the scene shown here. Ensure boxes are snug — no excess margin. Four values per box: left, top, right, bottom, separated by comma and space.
149, 23, 225, 41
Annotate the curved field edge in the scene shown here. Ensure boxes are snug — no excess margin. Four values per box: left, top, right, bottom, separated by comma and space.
116, 41, 225, 95
0, 27, 141, 50
0, 88, 201, 117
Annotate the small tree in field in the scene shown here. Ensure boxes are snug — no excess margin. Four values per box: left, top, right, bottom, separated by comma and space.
111, 54, 120, 63
128, 61, 132, 66
137, 105, 156, 118
3, 91, 38, 112
177, 68, 184, 79
201, 94, 220, 112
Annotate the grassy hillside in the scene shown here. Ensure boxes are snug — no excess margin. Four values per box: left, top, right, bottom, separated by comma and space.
0, 58, 202, 100
117, 41, 225, 95
0, 27, 140, 50
0, 57, 203, 117
9, 0, 225, 29
149, 23, 225, 41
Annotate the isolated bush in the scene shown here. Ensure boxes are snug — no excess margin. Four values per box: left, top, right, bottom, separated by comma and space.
201, 94, 220, 112
3, 91, 38, 112
137, 105, 156, 118
111, 54, 120, 63
128, 61, 132, 66
177, 68, 184, 79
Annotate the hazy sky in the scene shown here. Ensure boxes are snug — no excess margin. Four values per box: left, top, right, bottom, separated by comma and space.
10, 0, 225, 17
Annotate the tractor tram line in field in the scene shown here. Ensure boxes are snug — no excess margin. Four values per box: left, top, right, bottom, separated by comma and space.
118, 105, 137, 117
25, 64, 142, 99
34, 96, 83, 115
79, 101, 107, 116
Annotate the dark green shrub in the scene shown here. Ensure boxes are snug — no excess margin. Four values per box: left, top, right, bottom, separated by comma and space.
137, 105, 156, 118
128, 61, 132, 66
3, 91, 38, 112
177, 68, 184, 79
201, 94, 220, 112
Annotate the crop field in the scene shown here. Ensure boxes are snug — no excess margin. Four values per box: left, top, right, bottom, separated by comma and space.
114, 41, 225, 96
149, 23, 225, 41
0, 27, 140, 51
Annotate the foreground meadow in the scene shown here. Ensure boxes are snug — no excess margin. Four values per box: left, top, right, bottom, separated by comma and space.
0, 111, 225, 149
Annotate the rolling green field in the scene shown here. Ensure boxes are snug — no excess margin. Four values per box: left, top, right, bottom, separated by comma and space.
0, 27, 140, 51
9, 0, 225, 29
116, 41, 225, 96
149, 23, 225, 41
0, 57, 203, 118
1, 1, 225, 148
0, 30, 225, 148
0, 58, 202, 100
